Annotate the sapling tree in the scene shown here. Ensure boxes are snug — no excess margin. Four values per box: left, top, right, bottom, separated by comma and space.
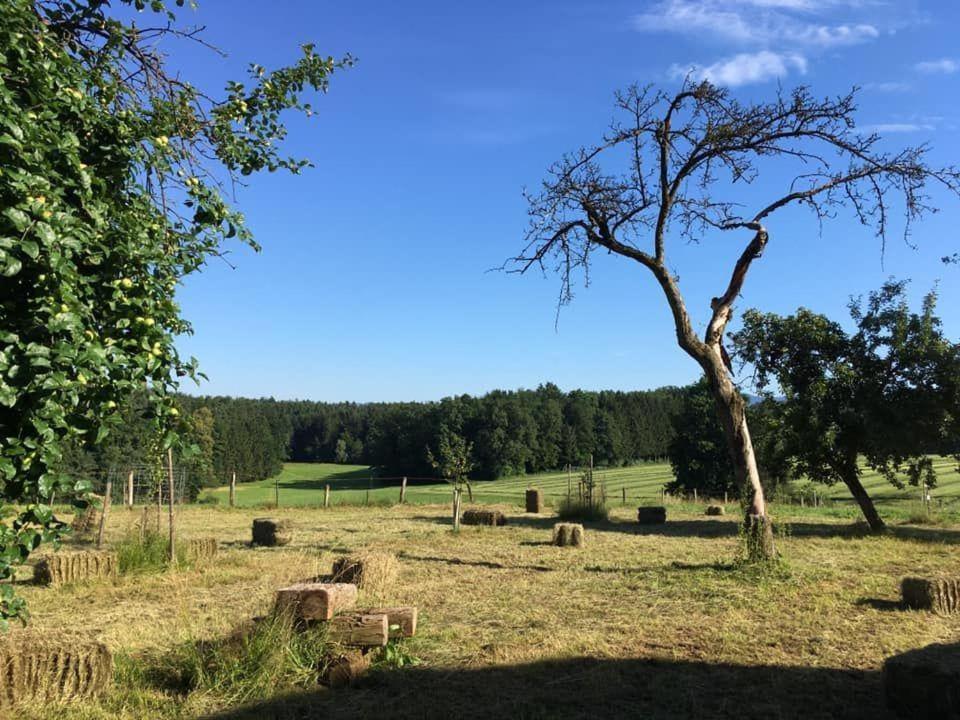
511, 81, 959, 558
0, 0, 350, 626
733, 280, 960, 531
426, 425, 475, 531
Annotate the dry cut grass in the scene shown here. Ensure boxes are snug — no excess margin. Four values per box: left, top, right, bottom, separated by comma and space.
9, 501, 960, 719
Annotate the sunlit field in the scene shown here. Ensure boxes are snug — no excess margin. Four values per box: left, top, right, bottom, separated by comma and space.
201, 458, 960, 523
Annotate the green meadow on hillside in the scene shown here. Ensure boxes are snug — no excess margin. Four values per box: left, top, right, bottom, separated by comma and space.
201, 458, 960, 522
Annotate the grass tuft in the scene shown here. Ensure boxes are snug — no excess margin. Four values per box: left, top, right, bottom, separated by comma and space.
115, 528, 188, 574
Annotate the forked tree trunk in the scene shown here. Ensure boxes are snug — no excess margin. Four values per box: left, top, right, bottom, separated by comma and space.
842, 471, 886, 532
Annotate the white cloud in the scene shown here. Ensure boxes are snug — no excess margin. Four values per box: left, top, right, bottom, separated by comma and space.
857, 122, 935, 133
633, 0, 879, 48
914, 58, 958, 74
671, 51, 808, 87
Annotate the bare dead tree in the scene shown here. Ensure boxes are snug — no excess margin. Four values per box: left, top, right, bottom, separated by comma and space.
510, 81, 960, 558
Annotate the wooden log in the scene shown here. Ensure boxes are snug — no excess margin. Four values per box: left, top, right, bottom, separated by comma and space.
705, 505, 725, 516
552, 522, 585, 547
326, 612, 388, 648
902, 577, 960, 614
275, 582, 358, 622
33, 551, 118, 587
355, 606, 417, 638
323, 649, 371, 688
0, 634, 113, 706
525, 488, 543, 513
461, 508, 507, 526
637, 506, 667, 524
883, 641, 960, 719
251, 518, 292, 547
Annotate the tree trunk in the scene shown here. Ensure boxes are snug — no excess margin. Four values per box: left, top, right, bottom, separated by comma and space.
700, 350, 776, 559
842, 471, 886, 532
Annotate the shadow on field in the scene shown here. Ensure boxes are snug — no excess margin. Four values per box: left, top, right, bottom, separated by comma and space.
202, 655, 891, 720
396, 551, 553, 573
279, 467, 401, 492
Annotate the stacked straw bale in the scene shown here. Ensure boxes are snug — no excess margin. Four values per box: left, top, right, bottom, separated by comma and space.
0, 634, 112, 706
33, 551, 117, 587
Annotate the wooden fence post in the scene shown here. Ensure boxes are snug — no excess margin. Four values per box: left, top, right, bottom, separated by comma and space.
366, 476, 371, 506
96, 478, 112, 550
229, 471, 236, 508
166, 448, 176, 564
693, 488, 698, 503
126, 470, 134, 507
324, 484, 331, 508
452, 487, 462, 532
622, 487, 627, 505
724, 491, 728, 505
399, 477, 407, 504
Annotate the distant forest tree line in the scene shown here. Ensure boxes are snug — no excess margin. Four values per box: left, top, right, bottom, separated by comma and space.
60, 384, 688, 493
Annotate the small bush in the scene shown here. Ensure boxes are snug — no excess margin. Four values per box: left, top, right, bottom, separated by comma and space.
557, 496, 608, 522
115, 528, 188, 574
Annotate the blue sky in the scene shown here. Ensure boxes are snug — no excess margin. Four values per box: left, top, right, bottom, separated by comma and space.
166, 0, 959, 402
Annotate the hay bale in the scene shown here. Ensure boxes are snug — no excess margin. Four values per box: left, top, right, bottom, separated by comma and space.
331, 552, 399, 596
461, 509, 507, 526
705, 505, 725, 516
525, 488, 543, 513
884, 642, 960, 719
251, 518, 292, 547
902, 577, 960, 614
323, 649, 371, 688
552, 523, 585, 547
33, 551, 118, 587
637, 506, 667, 524
0, 634, 112, 706
186, 537, 218, 561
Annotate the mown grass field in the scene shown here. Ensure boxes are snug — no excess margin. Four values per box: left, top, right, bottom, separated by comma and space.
12, 500, 960, 719
202, 457, 960, 523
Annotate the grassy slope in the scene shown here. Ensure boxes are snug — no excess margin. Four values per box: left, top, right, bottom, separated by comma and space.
15, 503, 960, 719
203, 458, 960, 520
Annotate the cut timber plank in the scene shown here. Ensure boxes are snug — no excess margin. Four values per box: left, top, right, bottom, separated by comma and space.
355, 606, 418, 638
327, 612, 388, 648
275, 583, 358, 622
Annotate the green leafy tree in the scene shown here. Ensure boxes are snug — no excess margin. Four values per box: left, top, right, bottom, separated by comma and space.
733, 280, 960, 531
0, 0, 349, 626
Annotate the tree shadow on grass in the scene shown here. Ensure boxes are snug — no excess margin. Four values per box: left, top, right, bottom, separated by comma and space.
395, 551, 553, 573
855, 598, 906, 612
201, 655, 891, 720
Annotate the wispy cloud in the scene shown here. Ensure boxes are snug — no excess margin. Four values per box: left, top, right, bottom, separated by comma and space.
857, 122, 935, 134
914, 58, 959, 74
863, 81, 910, 92
670, 51, 807, 87
633, 0, 878, 48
